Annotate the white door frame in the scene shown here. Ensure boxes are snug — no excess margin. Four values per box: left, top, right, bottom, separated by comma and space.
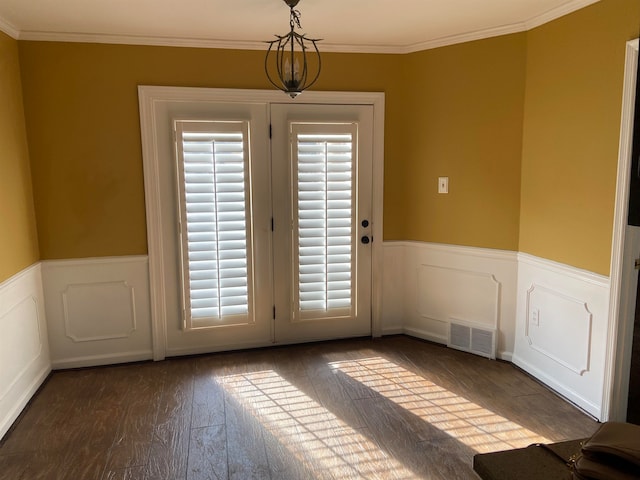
604, 38, 639, 420
138, 86, 385, 360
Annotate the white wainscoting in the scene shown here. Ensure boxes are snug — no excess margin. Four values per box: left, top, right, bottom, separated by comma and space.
513, 254, 610, 420
381, 241, 518, 360
27, 248, 611, 421
0, 264, 50, 440
42, 256, 153, 368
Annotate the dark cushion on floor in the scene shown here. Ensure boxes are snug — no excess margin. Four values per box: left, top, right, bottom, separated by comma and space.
473, 439, 584, 480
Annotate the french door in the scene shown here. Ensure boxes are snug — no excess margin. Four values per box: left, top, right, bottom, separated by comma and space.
140, 91, 377, 357
271, 104, 373, 343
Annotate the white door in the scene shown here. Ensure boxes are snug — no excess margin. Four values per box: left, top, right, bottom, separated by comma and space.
271, 104, 374, 343
163, 103, 274, 356
149, 97, 375, 357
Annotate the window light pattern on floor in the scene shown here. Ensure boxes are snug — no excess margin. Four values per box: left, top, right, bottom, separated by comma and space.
329, 357, 550, 453
222, 369, 420, 479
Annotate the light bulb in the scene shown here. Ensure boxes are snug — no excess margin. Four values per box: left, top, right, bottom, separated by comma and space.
285, 57, 300, 84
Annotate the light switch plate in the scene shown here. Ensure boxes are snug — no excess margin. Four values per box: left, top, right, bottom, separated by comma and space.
438, 177, 449, 194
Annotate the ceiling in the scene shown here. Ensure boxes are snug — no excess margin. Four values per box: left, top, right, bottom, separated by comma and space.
0, 0, 598, 53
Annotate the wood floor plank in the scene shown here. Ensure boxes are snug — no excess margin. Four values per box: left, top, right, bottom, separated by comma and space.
255, 373, 337, 480
302, 357, 368, 430
0, 336, 599, 480
103, 363, 167, 473
102, 466, 147, 480
0, 450, 65, 480
224, 394, 271, 480
192, 359, 226, 429
186, 425, 228, 480
57, 442, 114, 480
354, 396, 444, 479
146, 359, 195, 480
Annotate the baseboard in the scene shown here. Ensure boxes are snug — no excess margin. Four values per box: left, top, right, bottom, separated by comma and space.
402, 326, 448, 345
0, 364, 50, 439
381, 326, 404, 336
165, 340, 279, 358
498, 351, 513, 362
513, 354, 601, 419
51, 350, 154, 369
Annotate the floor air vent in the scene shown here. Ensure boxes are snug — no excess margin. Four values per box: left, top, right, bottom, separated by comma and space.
447, 320, 496, 359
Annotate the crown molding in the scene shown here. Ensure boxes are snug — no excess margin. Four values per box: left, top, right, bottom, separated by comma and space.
17, 30, 407, 54
401, 23, 527, 54
18, 30, 269, 50
0, 16, 19, 39
525, 0, 601, 30
12, 0, 601, 54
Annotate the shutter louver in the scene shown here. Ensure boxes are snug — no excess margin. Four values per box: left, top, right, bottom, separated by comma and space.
293, 125, 357, 319
176, 121, 252, 329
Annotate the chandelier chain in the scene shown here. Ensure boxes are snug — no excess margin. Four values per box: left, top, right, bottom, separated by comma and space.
290, 8, 302, 30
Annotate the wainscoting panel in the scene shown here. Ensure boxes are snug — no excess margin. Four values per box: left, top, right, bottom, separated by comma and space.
525, 284, 592, 375
62, 281, 137, 342
514, 254, 610, 419
0, 264, 50, 440
417, 265, 500, 328
383, 242, 518, 360
42, 256, 153, 368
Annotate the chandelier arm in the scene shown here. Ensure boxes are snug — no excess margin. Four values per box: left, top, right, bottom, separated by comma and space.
303, 39, 322, 90
294, 34, 309, 87
276, 41, 288, 89
289, 26, 296, 87
265, 40, 285, 91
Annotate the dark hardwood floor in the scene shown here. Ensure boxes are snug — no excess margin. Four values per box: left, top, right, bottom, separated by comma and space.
0, 336, 598, 480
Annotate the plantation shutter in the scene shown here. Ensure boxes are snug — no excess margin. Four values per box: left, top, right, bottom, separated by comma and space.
175, 120, 253, 329
292, 123, 358, 321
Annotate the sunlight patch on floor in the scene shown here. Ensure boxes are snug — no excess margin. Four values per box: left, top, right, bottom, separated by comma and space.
222, 369, 420, 479
329, 356, 550, 453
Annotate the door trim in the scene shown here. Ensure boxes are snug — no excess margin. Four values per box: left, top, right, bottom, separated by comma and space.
604, 38, 639, 420
138, 86, 385, 360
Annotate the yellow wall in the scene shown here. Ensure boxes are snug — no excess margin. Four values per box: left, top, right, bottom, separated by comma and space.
18, 43, 404, 259
0, 32, 39, 282
15, 0, 640, 275
520, 0, 640, 275
18, 34, 524, 257
391, 34, 526, 250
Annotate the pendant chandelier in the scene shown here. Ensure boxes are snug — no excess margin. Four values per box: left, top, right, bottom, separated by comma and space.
265, 0, 321, 98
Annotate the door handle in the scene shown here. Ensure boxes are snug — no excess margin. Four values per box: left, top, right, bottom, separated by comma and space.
361, 235, 371, 245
